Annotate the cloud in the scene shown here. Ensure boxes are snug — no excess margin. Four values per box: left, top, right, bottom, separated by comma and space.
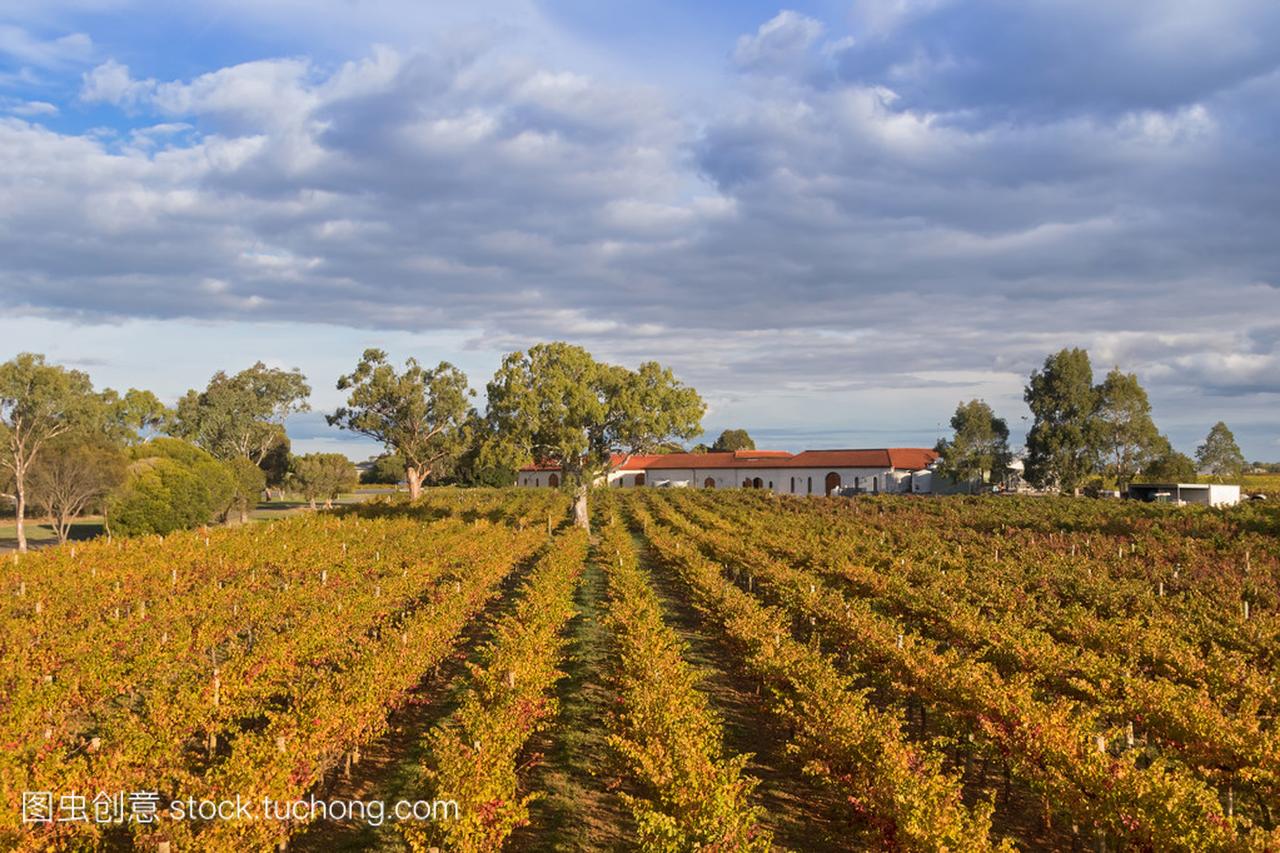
80, 59, 151, 105
837, 0, 1280, 119
6, 99, 58, 116
0, 24, 92, 69
732, 11, 825, 73
3, 6, 1280, 457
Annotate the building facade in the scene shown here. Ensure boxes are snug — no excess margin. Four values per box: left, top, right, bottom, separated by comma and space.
517, 448, 940, 496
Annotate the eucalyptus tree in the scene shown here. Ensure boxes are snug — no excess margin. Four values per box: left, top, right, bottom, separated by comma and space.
0, 354, 102, 551
329, 349, 474, 499
483, 342, 704, 531
936, 400, 1012, 492
169, 362, 310, 465
1024, 348, 1098, 494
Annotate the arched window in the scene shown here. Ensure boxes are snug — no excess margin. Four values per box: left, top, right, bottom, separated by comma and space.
807, 477, 812, 494
704, 477, 715, 489
790, 476, 795, 493
767, 481, 773, 490
635, 473, 646, 487
548, 473, 559, 488
873, 476, 879, 494
824, 472, 841, 495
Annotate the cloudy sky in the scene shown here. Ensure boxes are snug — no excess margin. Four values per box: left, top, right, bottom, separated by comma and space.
2, 1, 1278, 460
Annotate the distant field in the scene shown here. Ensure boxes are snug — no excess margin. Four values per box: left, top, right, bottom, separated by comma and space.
1240, 472, 1280, 494
3, 489, 1278, 851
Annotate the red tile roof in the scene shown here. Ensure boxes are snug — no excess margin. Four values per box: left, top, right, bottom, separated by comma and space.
520, 447, 937, 473
773, 448, 938, 469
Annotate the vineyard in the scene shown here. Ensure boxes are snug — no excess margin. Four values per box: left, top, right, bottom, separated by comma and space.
3, 489, 1279, 851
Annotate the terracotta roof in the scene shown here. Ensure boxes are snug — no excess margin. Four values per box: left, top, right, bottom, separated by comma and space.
520, 447, 936, 473
772, 448, 938, 470
643, 451, 796, 470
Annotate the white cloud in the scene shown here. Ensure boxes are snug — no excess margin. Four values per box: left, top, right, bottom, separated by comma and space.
732, 11, 825, 72
0, 24, 92, 68
6, 99, 58, 116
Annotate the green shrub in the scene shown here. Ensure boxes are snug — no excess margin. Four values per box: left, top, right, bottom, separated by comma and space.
106, 439, 237, 536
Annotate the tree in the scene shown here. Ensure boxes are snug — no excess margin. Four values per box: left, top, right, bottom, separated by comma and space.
289, 453, 358, 509
103, 388, 169, 445
329, 350, 474, 500
936, 400, 1011, 492
1196, 421, 1245, 481
1024, 348, 1098, 494
28, 438, 126, 544
169, 362, 310, 464
484, 343, 704, 531
1139, 436, 1197, 483
360, 453, 407, 485
106, 439, 237, 536
258, 432, 291, 497
225, 456, 267, 524
1093, 368, 1161, 491
0, 354, 102, 551
711, 429, 755, 452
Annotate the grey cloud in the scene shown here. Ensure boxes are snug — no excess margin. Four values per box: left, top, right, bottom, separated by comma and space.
2, 12, 1279, 456
836, 0, 1280, 120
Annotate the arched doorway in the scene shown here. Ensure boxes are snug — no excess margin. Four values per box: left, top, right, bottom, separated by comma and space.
742, 479, 752, 488
548, 473, 559, 488
824, 472, 841, 495
704, 477, 715, 488
635, 473, 646, 487
752, 477, 763, 489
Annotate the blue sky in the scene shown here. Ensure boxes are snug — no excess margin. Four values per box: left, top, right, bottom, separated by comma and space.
2, 1, 1278, 460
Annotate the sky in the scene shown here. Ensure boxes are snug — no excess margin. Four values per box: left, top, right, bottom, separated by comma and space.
1, 0, 1278, 460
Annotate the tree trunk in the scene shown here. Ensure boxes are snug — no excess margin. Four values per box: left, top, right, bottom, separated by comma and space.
55, 510, 70, 545
573, 484, 590, 534
406, 467, 423, 500
15, 482, 27, 553
239, 504, 249, 524
308, 496, 317, 511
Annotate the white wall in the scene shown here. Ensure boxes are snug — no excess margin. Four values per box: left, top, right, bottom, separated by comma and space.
521, 466, 933, 495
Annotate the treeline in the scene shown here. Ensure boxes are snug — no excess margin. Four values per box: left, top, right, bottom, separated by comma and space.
936, 347, 1249, 494
0, 356, 357, 551
1, 342, 705, 549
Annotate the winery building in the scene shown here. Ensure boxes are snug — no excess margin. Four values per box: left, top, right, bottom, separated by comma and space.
517, 448, 940, 496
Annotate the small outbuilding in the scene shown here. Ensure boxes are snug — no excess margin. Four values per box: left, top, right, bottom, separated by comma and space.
1126, 483, 1241, 508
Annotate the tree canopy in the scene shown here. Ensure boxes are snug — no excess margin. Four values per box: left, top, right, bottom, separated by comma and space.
483, 342, 704, 529
360, 452, 407, 485
1094, 368, 1161, 490
169, 362, 310, 465
0, 353, 104, 551
1196, 421, 1245, 481
29, 436, 126, 544
711, 429, 755, 452
329, 349, 474, 499
1024, 348, 1098, 494
1139, 436, 1198, 483
936, 400, 1011, 491
289, 452, 358, 509
107, 438, 237, 537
